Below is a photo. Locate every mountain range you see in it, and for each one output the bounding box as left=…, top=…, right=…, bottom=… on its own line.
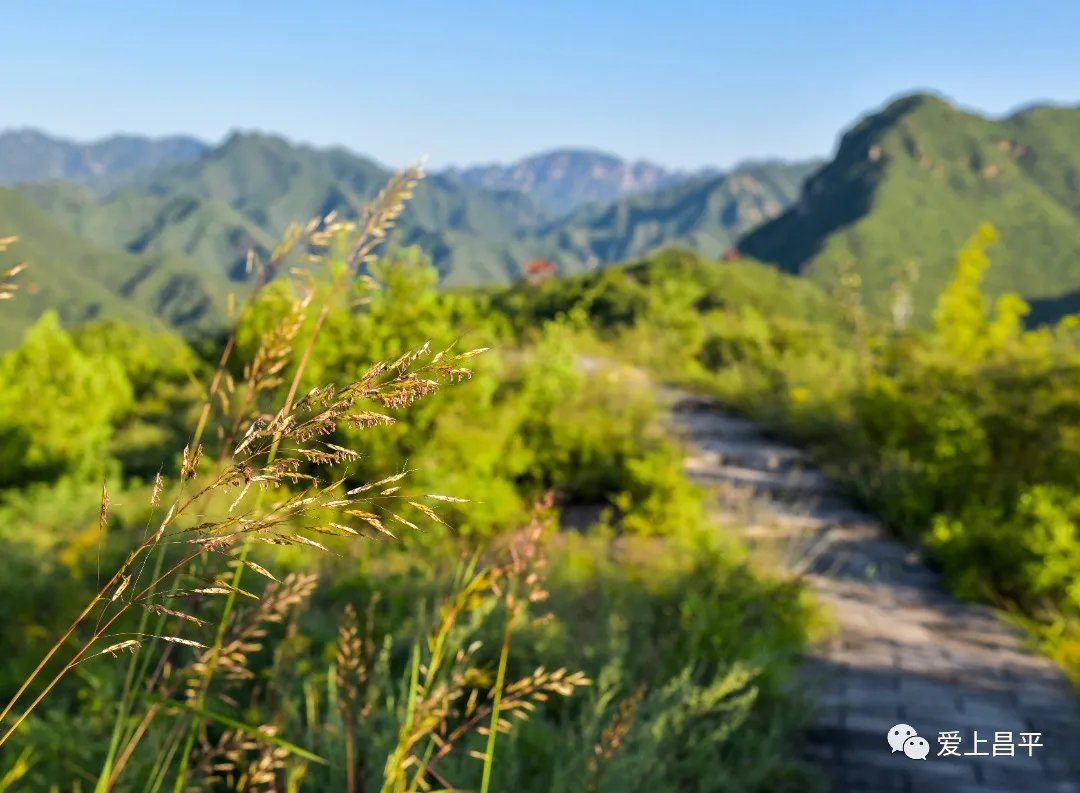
left=0, top=131, right=812, bottom=344
left=445, top=149, right=717, bottom=216
left=3, top=90, right=1080, bottom=345
left=0, top=129, right=208, bottom=192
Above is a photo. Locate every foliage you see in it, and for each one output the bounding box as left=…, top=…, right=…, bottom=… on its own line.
left=740, top=93, right=1080, bottom=320
left=0, top=180, right=815, bottom=788
left=0, top=311, right=133, bottom=486
left=519, top=235, right=1080, bottom=682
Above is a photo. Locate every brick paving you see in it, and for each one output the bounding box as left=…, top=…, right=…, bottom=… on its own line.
left=670, top=393, right=1080, bottom=793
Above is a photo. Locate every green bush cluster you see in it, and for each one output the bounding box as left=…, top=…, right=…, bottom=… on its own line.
left=0, top=244, right=814, bottom=790
left=512, top=230, right=1080, bottom=681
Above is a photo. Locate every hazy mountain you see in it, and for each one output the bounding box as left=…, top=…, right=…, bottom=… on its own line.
left=539, top=160, right=818, bottom=266
left=22, top=132, right=554, bottom=287
left=8, top=93, right=1080, bottom=342
left=3, top=131, right=814, bottom=343
left=738, top=93, right=1080, bottom=317
left=17, top=132, right=812, bottom=285
left=0, top=129, right=208, bottom=192
left=445, top=148, right=714, bottom=216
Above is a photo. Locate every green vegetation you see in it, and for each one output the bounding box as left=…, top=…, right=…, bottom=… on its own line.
left=0, top=188, right=229, bottom=346
left=1, top=131, right=813, bottom=345
left=741, top=93, right=1080, bottom=319
left=0, top=174, right=816, bottom=790
left=507, top=232, right=1080, bottom=682
left=536, top=162, right=816, bottom=269
left=6, top=90, right=1080, bottom=789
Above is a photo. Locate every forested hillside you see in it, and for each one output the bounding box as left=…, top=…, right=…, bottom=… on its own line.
left=0, top=188, right=227, bottom=345
left=739, top=93, right=1080, bottom=318
left=1, top=132, right=814, bottom=344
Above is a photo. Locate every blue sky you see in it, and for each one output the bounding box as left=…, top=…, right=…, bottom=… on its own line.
left=2, top=1, right=1078, bottom=169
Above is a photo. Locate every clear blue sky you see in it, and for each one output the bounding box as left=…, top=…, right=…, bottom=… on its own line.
left=2, top=1, right=1078, bottom=170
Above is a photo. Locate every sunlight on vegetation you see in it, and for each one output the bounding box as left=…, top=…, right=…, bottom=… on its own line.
left=501, top=228, right=1080, bottom=685
left=0, top=177, right=816, bottom=791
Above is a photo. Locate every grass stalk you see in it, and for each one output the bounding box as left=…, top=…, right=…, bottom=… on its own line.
left=480, top=618, right=511, bottom=793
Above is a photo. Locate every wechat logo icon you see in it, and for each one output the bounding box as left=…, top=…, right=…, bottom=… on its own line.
left=888, top=724, right=929, bottom=760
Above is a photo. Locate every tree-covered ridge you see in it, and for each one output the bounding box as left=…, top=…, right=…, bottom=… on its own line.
left=2, top=132, right=815, bottom=344
left=739, top=93, right=1080, bottom=318
left=535, top=161, right=818, bottom=266
left=0, top=188, right=230, bottom=346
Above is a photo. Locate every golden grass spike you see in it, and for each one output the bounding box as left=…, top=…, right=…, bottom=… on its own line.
left=346, top=471, right=408, bottom=495
left=408, top=501, right=447, bottom=527
left=110, top=576, right=131, bottom=603
left=101, top=640, right=142, bottom=657
left=239, top=560, right=279, bottom=582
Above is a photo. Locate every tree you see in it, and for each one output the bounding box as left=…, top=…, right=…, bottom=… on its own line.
left=0, top=312, right=132, bottom=485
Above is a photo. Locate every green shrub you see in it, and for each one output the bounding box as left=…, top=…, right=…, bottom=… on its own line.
left=0, top=312, right=132, bottom=486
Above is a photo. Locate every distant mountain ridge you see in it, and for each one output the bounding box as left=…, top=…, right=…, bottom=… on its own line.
left=8, top=92, right=1080, bottom=344
left=535, top=161, right=818, bottom=265
left=0, top=128, right=816, bottom=345
left=444, top=148, right=716, bottom=215
left=0, top=129, right=207, bottom=191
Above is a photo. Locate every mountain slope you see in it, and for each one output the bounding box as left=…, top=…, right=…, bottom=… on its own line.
left=0, top=129, right=207, bottom=192
left=18, top=133, right=554, bottom=285
left=140, top=132, right=549, bottom=237
left=18, top=133, right=814, bottom=292
left=21, top=181, right=278, bottom=282
left=0, top=188, right=230, bottom=346
left=738, top=93, right=1080, bottom=315
left=446, top=148, right=709, bottom=215
left=539, top=161, right=817, bottom=266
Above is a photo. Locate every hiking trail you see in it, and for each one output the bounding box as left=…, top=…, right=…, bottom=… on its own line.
left=667, top=391, right=1080, bottom=793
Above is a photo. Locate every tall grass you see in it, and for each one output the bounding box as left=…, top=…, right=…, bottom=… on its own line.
left=0, top=235, right=27, bottom=301
left=0, top=169, right=592, bottom=790
left=1, top=194, right=818, bottom=790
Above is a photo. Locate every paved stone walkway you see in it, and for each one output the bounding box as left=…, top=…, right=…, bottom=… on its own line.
left=669, top=393, right=1080, bottom=793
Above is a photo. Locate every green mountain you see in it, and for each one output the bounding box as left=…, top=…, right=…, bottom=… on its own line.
left=0, top=129, right=207, bottom=192
left=738, top=93, right=1080, bottom=315
left=0, top=188, right=230, bottom=346
left=15, top=133, right=813, bottom=286
left=24, top=132, right=554, bottom=286
left=18, top=180, right=273, bottom=283
left=3, top=131, right=814, bottom=344
left=537, top=161, right=818, bottom=266
left=139, top=132, right=550, bottom=239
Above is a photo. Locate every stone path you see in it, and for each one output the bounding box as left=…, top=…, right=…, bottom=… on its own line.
left=669, top=393, right=1080, bottom=793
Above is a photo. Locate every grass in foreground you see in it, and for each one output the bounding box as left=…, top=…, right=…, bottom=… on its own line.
left=0, top=174, right=818, bottom=791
